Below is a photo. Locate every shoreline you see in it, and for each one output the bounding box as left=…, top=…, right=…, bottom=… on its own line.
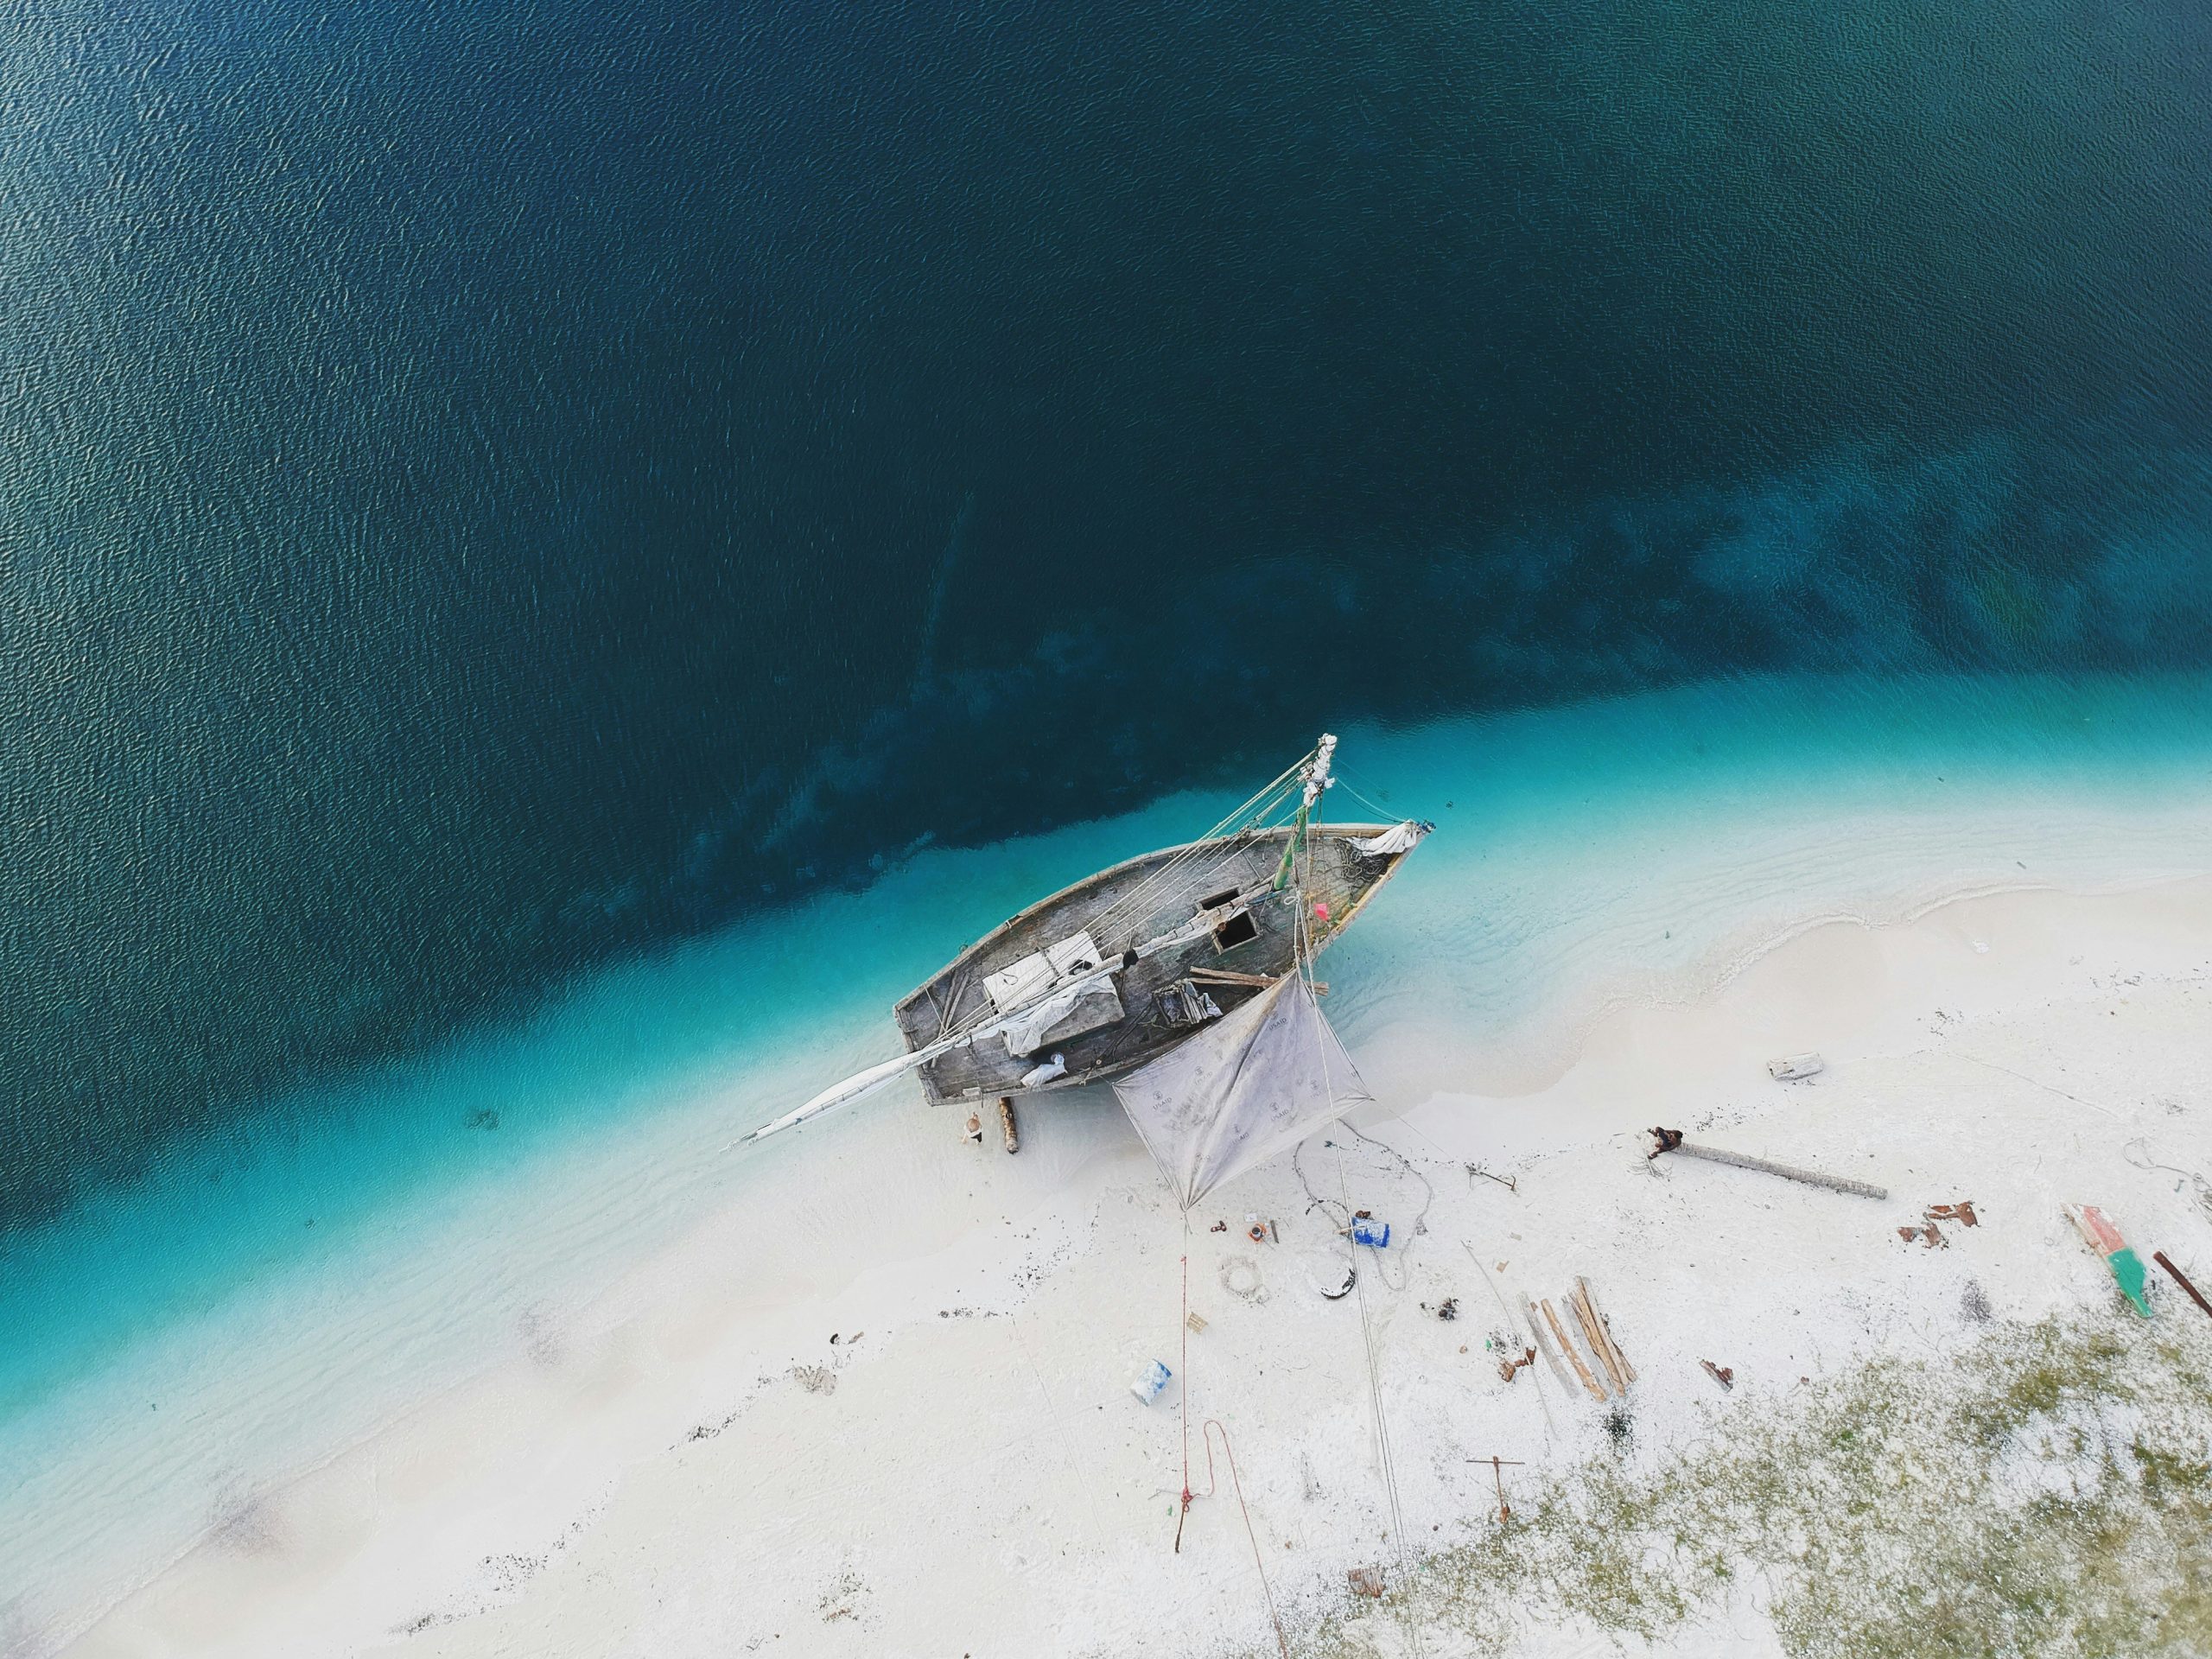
left=55, top=870, right=2212, bottom=1657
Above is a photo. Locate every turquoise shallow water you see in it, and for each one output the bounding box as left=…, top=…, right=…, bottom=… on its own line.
left=8, top=671, right=2212, bottom=1639
left=3, top=0, right=2210, bottom=1242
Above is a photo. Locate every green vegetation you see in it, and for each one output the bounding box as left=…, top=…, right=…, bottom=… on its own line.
left=1272, top=1309, right=2212, bottom=1659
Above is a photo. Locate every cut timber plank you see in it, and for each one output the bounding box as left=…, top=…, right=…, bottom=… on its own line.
left=1542, top=1298, right=1606, bottom=1402
left=1186, top=968, right=1328, bottom=993
left=1575, top=1276, right=1637, bottom=1385
left=1569, top=1284, right=1629, bottom=1396
left=1521, top=1294, right=1576, bottom=1398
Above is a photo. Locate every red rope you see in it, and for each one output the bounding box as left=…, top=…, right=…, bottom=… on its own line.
left=1176, top=1249, right=1193, bottom=1548
left=1188, top=1420, right=1292, bottom=1659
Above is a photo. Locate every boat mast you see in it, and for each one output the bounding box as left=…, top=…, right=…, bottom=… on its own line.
left=1270, top=732, right=1337, bottom=896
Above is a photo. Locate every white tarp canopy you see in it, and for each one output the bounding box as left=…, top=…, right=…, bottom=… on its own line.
left=1112, top=973, right=1374, bottom=1209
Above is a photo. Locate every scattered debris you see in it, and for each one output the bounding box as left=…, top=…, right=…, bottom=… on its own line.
left=1497, top=1346, right=1536, bottom=1382
left=1766, top=1052, right=1826, bottom=1081
left=1438, top=1296, right=1459, bottom=1321
left=1346, top=1567, right=1385, bottom=1599
left=1961, top=1281, right=1993, bottom=1322
left=1466, top=1163, right=1518, bottom=1193
left=1210, top=1220, right=1230, bottom=1232
left=1899, top=1222, right=1948, bottom=1249
left=791, top=1364, right=837, bottom=1395
left=1700, top=1360, right=1735, bottom=1392
left=1350, top=1218, right=1392, bottom=1249
left=1129, top=1360, right=1173, bottom=1404
left=1927, top=1200, right=1980, bottom=1227
left=2066, top=1205, right=2153, bottom=1319
left=998, top=1096, right=1019, bottom=1154
left=1649, top=1127, right=1888, bottom=1199
left=2152, top=1251, right=2212, bottom=1321
left=1185, top=1311, right=1209, bottom=1335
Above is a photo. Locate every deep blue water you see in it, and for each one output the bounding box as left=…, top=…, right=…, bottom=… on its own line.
left=3, top=0, right=2209, bottom=1240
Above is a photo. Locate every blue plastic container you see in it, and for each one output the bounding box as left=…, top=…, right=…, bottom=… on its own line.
left=1351, top=1219, right=1391, bottom=1249
left=1129, top=1359, right=1173, bottom=1403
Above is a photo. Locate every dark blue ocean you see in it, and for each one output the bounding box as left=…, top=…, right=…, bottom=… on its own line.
left=3, top=0, right=2211, bottom=1632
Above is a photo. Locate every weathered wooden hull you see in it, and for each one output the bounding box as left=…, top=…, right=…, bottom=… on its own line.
left=893, top=823, right=1410, bottom=1106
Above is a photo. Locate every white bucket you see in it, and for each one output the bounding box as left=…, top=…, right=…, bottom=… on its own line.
left=1129, top=1359, right=1173, bottom=1404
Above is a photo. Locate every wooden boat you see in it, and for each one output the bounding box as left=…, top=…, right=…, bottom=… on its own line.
left=892, top=817, right=1414, bottom=1105
left=749, top=736, right=1429, bottom=1199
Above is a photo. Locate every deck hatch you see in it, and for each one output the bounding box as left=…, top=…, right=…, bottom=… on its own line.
left=1211, top=908, right=1259, bottom=950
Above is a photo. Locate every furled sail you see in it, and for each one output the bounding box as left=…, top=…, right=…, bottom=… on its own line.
left=1357, top=819, right=1432, bottom=856
left=1112, top=972, right=1374, bottom=1209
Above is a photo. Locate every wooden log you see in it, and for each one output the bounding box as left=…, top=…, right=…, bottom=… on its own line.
left=2154, top=1251, right=2212, bottom=1321
left=1186, top=968, right=1328, bottom=993
left=1520, top=1294, right=1576, bottom=1400
left=1575, top=1276, right=1637, bottom=1384
left=999, top=1096, right=1019, bottom=1154
left=1568, top=1286, right=1629, bottom=1396
left=1651, top=1129, right=1887, bottom=1199
left=1542, top=1298, right=1607, bottom=1402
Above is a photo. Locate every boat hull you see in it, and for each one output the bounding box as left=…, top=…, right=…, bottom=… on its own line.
left=893, top=823, right=1410, bottom=1106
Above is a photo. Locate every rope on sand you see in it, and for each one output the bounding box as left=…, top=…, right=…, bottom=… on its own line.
left=1173, top=1229, right=1290, bottom=1658
left=1185, top=1419, right=1291, bottom=1659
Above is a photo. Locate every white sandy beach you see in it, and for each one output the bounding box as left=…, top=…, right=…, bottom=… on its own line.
left=57, top=863, right=2212, bottom=1658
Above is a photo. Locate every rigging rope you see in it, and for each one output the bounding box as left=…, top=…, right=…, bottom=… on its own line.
left=1090, top=763, right=1306, bottom=950
left=1331, top=769, right=1402, bottom=823
left=1300, top=876, right=1423, bottom=1654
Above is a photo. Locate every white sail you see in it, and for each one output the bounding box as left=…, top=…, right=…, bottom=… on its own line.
left=1111, top=972, right=1374, bottom=1209
left=1357, top=819, right=1429, bottom=856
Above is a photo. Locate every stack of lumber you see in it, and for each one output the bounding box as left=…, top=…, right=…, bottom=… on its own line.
left=1523, top=1276, right=1635, bottom=1403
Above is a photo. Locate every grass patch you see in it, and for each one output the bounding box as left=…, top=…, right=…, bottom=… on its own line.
left=1265, top=1307, right=2212, bottom=1659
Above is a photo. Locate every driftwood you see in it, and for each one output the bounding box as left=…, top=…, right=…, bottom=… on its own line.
left=1649, top=1128, right=1887, bottom=1199
left=1542, top=1298, right=1606, bottom=1402
left=999, top=1096, right=1019, bottom=1154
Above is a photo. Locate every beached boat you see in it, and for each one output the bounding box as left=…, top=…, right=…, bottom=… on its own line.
left=753, top=737, right=1429, bottom=1205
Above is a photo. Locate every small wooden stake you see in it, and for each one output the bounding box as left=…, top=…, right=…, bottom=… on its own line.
left=1471, top=1455, right=1524, bottom=1522
left=1543, top=1298, right=1606, bottom=1402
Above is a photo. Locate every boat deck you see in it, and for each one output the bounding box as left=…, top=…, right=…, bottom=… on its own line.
left=893, top=823, right=1408, bottom=1105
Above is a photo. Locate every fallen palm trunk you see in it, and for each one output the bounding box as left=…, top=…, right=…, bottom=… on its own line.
left=1648, top=1127, right=1887, bottom=1199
